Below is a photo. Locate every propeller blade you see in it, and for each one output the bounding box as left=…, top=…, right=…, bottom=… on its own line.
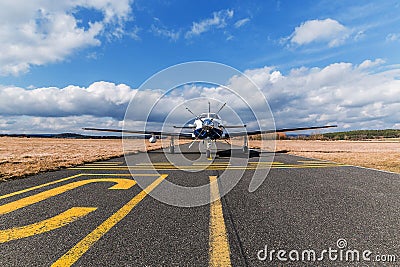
left=216, top=102, right=226, bottom=114
left=186, top=106, right=206, bottom=123
left=185, top=107, right=196, bottom=117
left=188, top=129, right=204, bottom=148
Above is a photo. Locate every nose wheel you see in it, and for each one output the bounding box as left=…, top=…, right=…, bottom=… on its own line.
left=206, top=149, right=211, bottom=159
left=169, top=136, right=175, bottom=154
left=243, top=135, right=249, bottom=154
left=206, top=139, right=212, bottom=159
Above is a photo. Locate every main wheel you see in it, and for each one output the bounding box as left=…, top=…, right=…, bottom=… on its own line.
left=243, top=146, right=249, bottom=154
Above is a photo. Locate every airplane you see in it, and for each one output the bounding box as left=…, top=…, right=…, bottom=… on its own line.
left=83, top=102, right=336, bottom=158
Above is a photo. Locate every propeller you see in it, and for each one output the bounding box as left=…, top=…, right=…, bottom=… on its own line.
left=210, top=102, right=226, bottom=124
left=216, top=102, right=226, bottom=115
left=185, top=107, right=204, bottom=123
left=188, top=128, right=205, bottom=148
left=185, top=101, right=227, bottom=145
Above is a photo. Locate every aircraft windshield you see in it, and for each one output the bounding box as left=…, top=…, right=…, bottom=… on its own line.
left=199, top=113, right=220, bottom=119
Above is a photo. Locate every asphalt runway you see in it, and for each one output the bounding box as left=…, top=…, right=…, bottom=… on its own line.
left=1, top=143, right=399, bottom=266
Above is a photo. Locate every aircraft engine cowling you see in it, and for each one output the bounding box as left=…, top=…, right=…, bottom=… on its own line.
left=149, top=136, right=157, bottom=143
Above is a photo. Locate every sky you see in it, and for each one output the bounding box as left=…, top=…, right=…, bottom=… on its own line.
left=0, top=0, right=400, bottom=134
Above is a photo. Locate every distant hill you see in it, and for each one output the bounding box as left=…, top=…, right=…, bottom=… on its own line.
left=0, top=133, right=122, bottom=139
left=322, top=129, right=400, bottom=140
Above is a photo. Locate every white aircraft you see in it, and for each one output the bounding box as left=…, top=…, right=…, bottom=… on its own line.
left=84, top=102, right=336, bottom=158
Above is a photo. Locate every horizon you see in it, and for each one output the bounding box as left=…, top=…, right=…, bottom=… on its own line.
left=0, top=1, right=399, bottom=134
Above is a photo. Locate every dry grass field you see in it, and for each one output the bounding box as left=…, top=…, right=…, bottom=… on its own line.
left=1, top=137, right=399, bottom=181
left=0, top=137, right=187, bottom=181
left=250, top=140, right=400, bottom=174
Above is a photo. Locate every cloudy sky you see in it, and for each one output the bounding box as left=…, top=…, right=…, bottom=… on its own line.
left=0, top=0, right=399, bottom=134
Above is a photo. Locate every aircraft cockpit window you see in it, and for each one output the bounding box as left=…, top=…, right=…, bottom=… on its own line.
left=199, top=113, right=220, bottom=119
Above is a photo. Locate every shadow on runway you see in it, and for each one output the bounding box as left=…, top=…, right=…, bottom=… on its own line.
left=217, top=149, right=260, bottom=158
left=146, top=148, right=261, bottom=158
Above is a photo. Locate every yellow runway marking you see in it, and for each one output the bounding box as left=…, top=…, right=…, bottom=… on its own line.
left=0, top=173, right=154, bottom=200
left=84, top=164, right=123, bottom=166
left=89, top=161, right=123, bottom=164
left=0, top=207, right=97, bottom=243
left=52, top=174, right=168, bottom=267
left=70, top=163, right=346, bottom=171
left=0, top=178, right=136, bottom=215
left=209, top=176, right=232, bottom=267
left=136, top=162, right=176, bottom=165
left=297, top=160, right=330, bottom=163
left=248, top=161, right=284, bottom=164
left=0, top=174, right=83, bottom=200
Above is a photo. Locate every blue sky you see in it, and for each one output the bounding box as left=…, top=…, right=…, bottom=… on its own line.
left=0, top=0, right=399, bottom=133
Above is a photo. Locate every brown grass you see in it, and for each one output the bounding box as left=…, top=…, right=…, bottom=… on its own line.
left=0, top=137, right=188, bottom=181
left=249, top=140, right=400, bottom=174
left=1, top=137, right=399, bottom=181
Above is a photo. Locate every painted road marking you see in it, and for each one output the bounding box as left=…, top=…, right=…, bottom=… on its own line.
left=70, top=162, right=347, bottom=171
left=0, top=207, right=97, bottom=243
left=0, top=178, right=136, bottom=215
left=89, top=161, right=124, bottom=164
left=84, top=162, right=123, bottom=165
left=52, top=174, right=168, bottom=267
left=0, top=174, right=83, bottom=200
left=209, top=175, right=232, bottom=267
left=248, top=161, right=285, bottom=164
left=0, top=173, right=159, bottom=200
left=193, top=162, right=231, bottom=165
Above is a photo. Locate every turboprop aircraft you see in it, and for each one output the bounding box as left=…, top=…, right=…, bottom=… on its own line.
left=83, top=102, right=336, bottom=158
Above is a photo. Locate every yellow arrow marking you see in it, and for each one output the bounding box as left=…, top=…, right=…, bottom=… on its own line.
left=0, top=207, right=97, bottom=243
left=0, top=178, right=136, bottom=215
left=0, top=174, right=83, bottom=200
left=209, top=175, right=232, bottom=267
left=52, top=174, right=168, bottom=267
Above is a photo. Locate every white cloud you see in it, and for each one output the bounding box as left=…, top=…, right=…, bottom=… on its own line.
left=386, top=33, right=400, bottom=42
left=185, top=9, right=234, bottom=38
left=288, top=18, right=350, bottom=47
left=0, top=81, right=134, bottom=119
left=150, top=25, right=180, bottom=41
left=0, top=0, right=133, bottom=76
left=1, top=59, right=400, bottom=133
left=358, top=58, right=385, bottom=69
left=0, top=115, right=123, bottom=134
left=234, top=18, right=250, bottom=28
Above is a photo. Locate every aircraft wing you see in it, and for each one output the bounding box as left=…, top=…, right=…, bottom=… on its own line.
left=82, top=128, right=194, bottom=138
left=227, top=125, right=337, bottom=137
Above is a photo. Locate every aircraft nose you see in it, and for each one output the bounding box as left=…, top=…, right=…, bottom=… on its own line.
left=203, top=119, right=213, bottom=127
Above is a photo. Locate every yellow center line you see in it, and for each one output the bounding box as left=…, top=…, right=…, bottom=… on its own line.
left=209, top=175, right=232, bottom=267
left=51, top=174, right=168, bottom=267
left=0, top=207, right=97, bottom=243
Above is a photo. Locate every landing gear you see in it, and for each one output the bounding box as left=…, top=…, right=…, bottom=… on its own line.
left=206, top=139, right=212, bottom=159
left=243, top=135, right=249, bottom=154
left=169, top=136, right=175, bottom=154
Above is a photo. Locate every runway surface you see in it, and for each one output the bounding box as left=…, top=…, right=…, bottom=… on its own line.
left=1, top=143, right=399, bottom=266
